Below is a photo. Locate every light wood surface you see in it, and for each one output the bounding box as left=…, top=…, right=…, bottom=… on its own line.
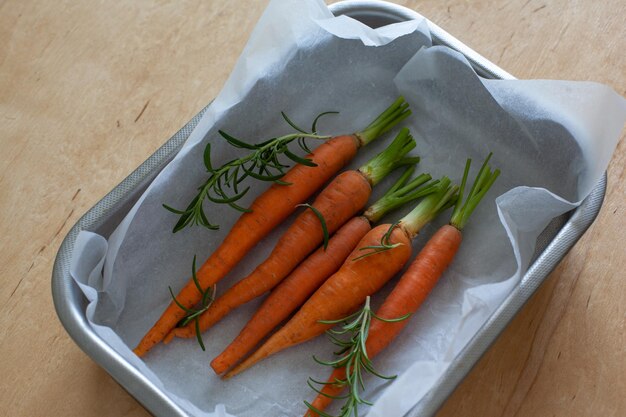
left=1, top=0, right=624, bottom=416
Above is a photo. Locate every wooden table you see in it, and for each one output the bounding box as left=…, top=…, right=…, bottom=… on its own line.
left=1, top=0, right=624, bottom=416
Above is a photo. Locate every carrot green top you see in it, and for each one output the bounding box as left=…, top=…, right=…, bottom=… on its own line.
left=355, top=96, right=411, bottom=145
left=450, top=153, right=500, bottom=230
left=357, top=127, right=420, bottom=186
left=397, top=176, right=459, bottom=238
left=363, top=166, right=438, bottom=223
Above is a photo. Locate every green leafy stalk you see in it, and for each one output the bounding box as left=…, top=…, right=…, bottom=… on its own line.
left=363, top=166, right=440, bottom=223
left=356, top=97, right=412, bottom=145
left=306, top=296, right=410, bottom=417
left=358, top=128, right=420, bottom=186
left=398, top=176, right=459, bottom=238
left=170, top=255, right=216, bottom=351
left=450, top=153, right=500, bottom=230
left=163, top=112, right=335, bottom=233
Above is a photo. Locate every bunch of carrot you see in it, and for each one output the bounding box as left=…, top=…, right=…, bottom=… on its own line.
left=134, top=98, right=412, bottom=356
left=209, top=164, right=438, bottom=375
left=165, top=128, right=428, bottom=345
left=132, top=97, right=501, bottom=417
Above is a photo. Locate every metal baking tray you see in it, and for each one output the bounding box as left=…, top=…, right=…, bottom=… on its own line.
left=52, top=1, right=607, bottom=416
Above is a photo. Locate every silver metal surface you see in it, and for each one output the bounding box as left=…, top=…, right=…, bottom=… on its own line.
left=51, top=1, right=607, bottom=416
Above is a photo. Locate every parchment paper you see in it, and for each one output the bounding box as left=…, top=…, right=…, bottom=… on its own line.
left=69, top=0, right=626, bottom=416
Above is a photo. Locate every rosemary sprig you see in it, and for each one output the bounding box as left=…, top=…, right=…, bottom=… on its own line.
left=352, top=221, right=402, bottom=261
left=163, top=112, right=335, bottom=233
left=306, top=296, right=410, bottom=417
left=169, top=255, right=216, bottom=351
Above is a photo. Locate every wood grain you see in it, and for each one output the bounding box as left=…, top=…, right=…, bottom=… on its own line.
left=0, top=0, right=623, bottom=416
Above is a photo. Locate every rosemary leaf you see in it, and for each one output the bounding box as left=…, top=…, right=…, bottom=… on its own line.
left=190, top=255, right=202, bottom=295
left=162, top=204, right=188, bottom=216
left=312, top=111, right=339, bottom=133
left=297, top=203, right=329, bottom=250
left=281, top=111, right=309, bottom=134
left=203, top=143, right=214, bottom=172
left=194, top=318, right=205, bottom=351
left=218, top=130, right=257, bottom=149
left=168, top=286, right=195, bottom=315
left=284, top=149, right=317, bottom=167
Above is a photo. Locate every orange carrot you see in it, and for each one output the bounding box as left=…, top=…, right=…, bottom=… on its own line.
left=133, top=98, right=411, bottom=356
left=223, top=177, right=459, bottom=378
left=304, top=155, right=500, bottom=417
left=210, top=168, right=437, bottom=375
left=167, top=129, right=420, bottom=342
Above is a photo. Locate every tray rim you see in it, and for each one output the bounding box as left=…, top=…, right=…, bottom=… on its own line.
left=51, top=1, right=607, bottom=416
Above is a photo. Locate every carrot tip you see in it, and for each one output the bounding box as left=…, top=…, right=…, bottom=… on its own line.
left=210, top=363, right=220, bottom=373
left=163, top=330, right=175, bottom=344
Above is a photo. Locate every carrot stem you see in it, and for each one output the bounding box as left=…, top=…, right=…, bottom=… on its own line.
left=450, top=153, right=500, bottom=230
left=356, top=97, right=411, bottom=145
left=358, top=128, right=420, bottom=185
left=398, top=177, right=459, bottom=238
left=363, top=167, right=437, bottom=223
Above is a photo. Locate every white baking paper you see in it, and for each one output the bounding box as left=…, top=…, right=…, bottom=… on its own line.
left=69, top=0, right=626, bottom=416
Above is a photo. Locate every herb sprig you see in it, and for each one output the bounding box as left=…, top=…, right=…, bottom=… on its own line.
left=352, top=221, right=402, bottom=261
left=305, top=296, right=410, bottom=417
left=163, top=112, right=336, bottom=233
left=169, top=255, right=216, bottom=350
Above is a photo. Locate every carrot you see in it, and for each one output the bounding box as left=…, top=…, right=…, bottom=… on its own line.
left=210, top=167, right=438, bottom=375
left=133, top=98, right=411, bottom=357
left=166, top=128, right=421, bottom=342
left=304, top=154, right=500, bottom=417
left=223, top=177, right=459, bottom=378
